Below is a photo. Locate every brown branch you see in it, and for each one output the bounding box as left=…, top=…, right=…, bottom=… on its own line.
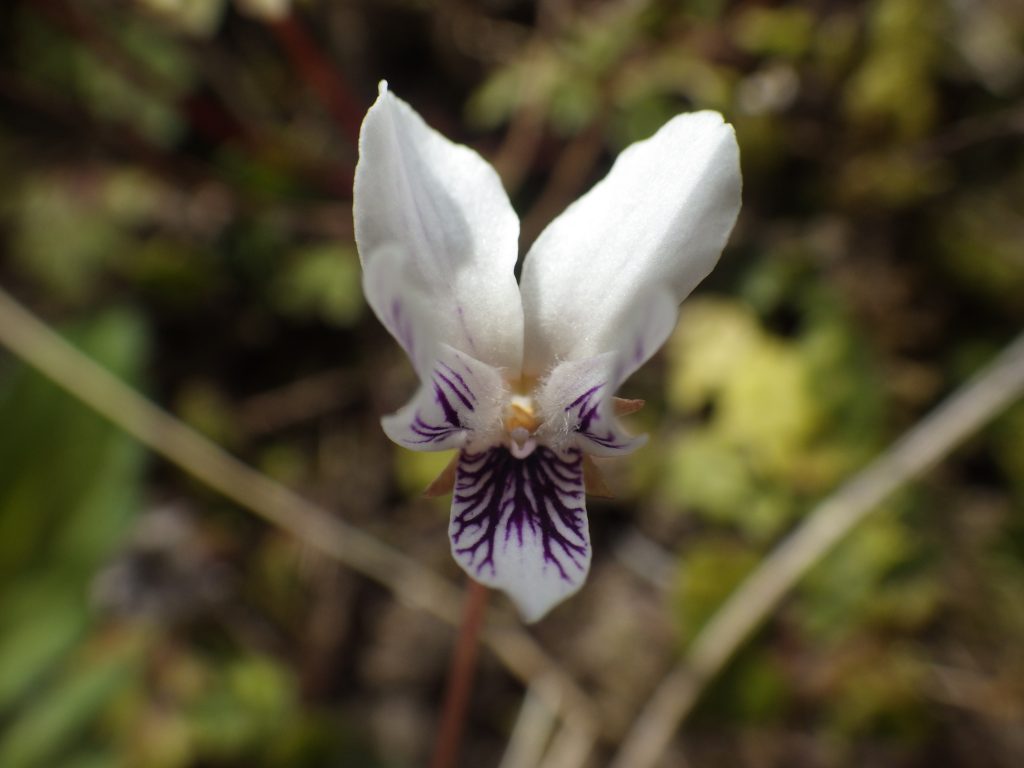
left=430, top=580, right=491, bottom=768
left=267, top=12, right=363, bottom=147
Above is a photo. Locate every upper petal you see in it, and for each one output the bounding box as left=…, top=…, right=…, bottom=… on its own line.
left=519, top=111, right=741, bottom=375
left=354, top=81, right=524, bottom=373
left=362, top=243, right=443, bottom=380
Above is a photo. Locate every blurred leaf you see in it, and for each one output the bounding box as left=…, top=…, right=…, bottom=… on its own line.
left=662, top=431, right=753, bottom=520
left=11, top=169, right=180, bottom=304
left=733, top=7, right=815, bottom=59
left=666, top=298, right=762, bottom=413
left=176, top=380, right=238, bottom=447
left=799, top=513, right=922, bottom=642
left=132, top=0, right=227, bottom=38
left=548, top=74, right=602, bottom=135
left=825, top=644, right=929, bottom=740
left=71, top=44, right=184, bottom=147
left=993, top=403, right=1024, bottom=504
left=271, top=244, right=364, bottom=327
left=809, top=12, right=860, bottom=81
left=11, top=175, right=126, bottom=302
left=258, top=442, right=310, bottom=487
left=661, top=429, right=795, bottom=541
left=937, top=185, right=1024, bottom=307
left=700, top=650, right=789, bottom=725
left=837, top=150, right=950, bottom=208
left=0, top=592, right=87, bottom=714
left=843, top=0, right=943, bottom=138
left=672, top=539, right=759, bottom=644
left=393, top=449, right=455, bottom=502
left=681, top=0, right=728, bottom=21
left=467, top=57, right=559, bottom=130
left=60, top=754, right=121, bottom=768
left=0, top=308, right=147, bottom=575
left=0, top=635, right=141, bottom=768
left=667, top=298, right=822, bottom=477
left=189, top=655, right=296, bottom=759
left=0, top=310, right=147, bottom=765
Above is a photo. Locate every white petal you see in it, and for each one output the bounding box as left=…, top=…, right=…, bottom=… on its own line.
left=535, top=290, right=677, bottom=456
left=362, top=243, right=441, bottom=379
left=450, top=445, right=590, bottom=622
left=355, top=81, right=524, bottom=372
left=519, top=111, right=741, bottom=375
left=382, top=344, right=507, bottom=452
left=535, top=354, right=646, bottom=457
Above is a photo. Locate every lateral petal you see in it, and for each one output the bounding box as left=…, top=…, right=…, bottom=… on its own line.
left=449, top=445, right=591, bottom=622
left=534, top=289, right=678, bottom=456
left=519, top=111, right=741, bottom=375
left=355, top=81, right=524, bottom=373
left=535, top=354, right=645, bottom=457
left=382, top=344, right=507, bottom=452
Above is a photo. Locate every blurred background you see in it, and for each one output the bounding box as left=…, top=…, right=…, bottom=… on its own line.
left=1, top=0, right=1023, bottom=766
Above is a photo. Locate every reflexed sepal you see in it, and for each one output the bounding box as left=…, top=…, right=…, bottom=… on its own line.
left=382, top=345, right=506, bottom=451
left=449, top=445, right=591, bottom=622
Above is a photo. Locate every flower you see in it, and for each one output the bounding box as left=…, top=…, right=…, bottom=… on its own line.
left=354, top=81, right=741, bottom=622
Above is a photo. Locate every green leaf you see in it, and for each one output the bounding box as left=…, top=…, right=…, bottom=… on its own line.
left=0, top=309, right=147, bottom=577
left=672, top=540, right=759, bottom=644
left=0, top=591, right=87, bottom=714
left=0, top=644, right=138, bottom=768
left=271, top=244, right=365, bottom=327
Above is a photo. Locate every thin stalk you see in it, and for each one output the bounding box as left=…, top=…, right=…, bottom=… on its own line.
left=268, top=12, right=362, bottom=146
left=0, top=286, right=597, bottom=737
left=430, top=580, right=491, bottom=768
left=610, top=329, right=1024, bottom=768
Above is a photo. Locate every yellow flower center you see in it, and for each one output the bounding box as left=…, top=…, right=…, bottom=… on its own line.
left=503, top=393, right=540, bottom=458
left=504, top=395, right=539, bottom=434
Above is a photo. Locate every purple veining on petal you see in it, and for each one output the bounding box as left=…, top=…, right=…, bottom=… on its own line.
left=455, top=305, right=479, bottom=357
left=401, top=355, right=480, bottom=446
left=633, top=336, right=645, bottom=366
left=451, top=445, right=588, bottom=583
left=565, top=384, right=602, bottom=427
left=564, top=382, right=633, bottom=452
left=435, top=364, right=476, bottom=411
left=407, top=413, right=461, bottom=444
left=433, top=380, right=461, bottom=426
left=388, top=298, right=416, bottom=362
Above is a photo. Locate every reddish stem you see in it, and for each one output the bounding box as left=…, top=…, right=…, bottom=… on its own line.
left=37, top=0, right=248, bottom=147
left=429, top=580, right=490, bottom=768
left=268, top=13, right=362, bottom=146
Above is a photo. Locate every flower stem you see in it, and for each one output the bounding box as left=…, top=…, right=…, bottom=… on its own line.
left=267, top=12, right=362, bottom=147
left=429, top=579, right=490, bottom=768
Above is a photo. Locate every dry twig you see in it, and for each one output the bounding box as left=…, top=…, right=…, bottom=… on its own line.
left=0, top=286, right=597, bottom=735
left=609, top=329, right=1024, bottom=768
left=498, top=678, right=559, bottom=768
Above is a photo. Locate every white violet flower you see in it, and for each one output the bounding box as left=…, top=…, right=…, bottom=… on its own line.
left=355, top=81, right=741, bottom=622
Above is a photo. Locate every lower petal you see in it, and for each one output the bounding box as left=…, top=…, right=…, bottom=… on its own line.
left=449, top=445, right=591, bottom=622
